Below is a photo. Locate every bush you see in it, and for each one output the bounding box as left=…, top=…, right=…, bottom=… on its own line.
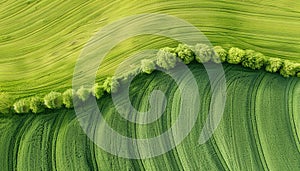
left=227, top=47, right=245, bottom=64
left=242, top=50, right=266, bottom=69
left=29, top=96, right=45, bottom=113
left=44, top=92, right=63, bottom=109
left=212, top=46, right=227, bottom=63
left=103, top=77, right=120, bottom=94
left=265, top=58, right=283, bottom=73
left=175, top=44, right=194, bottom=64
left=156, top=48, right=177, bottom=70
left=92, top=83, right=105, bottom=99
left=76, top=86, right=91, bottom=102
left=141, top=59, right=156, bottom=74
left=193, top=44, right=213, bottom=63
left=279, top=60, right=299, bottom=77
left=62, top=89, right=75, bottom=108
left=13, top=98, right=30, bottom=114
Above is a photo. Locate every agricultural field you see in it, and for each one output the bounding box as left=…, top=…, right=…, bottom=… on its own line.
left=0, top=0, right=300, bottom=170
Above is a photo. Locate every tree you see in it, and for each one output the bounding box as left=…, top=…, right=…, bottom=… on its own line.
left=13, top=98, right=30, bottom=114
left=92, top=83, right=105, bottom=99
left=280, top=60, right=299, bottom=77
left=62, top=89, right=75, bottom=108
left=193, top=43, right=213, bottom=63
left=76, top=86, right=91, bottom=102
left=265, top=57, right=283, bottom=73
left=103, top=77, right=120, bottom=94
left=29, top=96, right=45, bottom=114
left=156, top=48, right=177, bottom=70
left=141, top=59, right=156, bottom=74
left=212, top=46, right=227, bottom=63
left=227, top=47, right=245, bottom=64
left=175, top=44, right=194, bottom=64
left=44, top=91, right=63, bottom=109
left=242, top=50, right=266, bottom=69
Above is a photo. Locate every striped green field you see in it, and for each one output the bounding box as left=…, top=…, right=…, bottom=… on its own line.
left=1, top=0, right=300, bottom=101
left=0, top=63, right=299, bottom=170
left=1, top=0, right=300, bottom=170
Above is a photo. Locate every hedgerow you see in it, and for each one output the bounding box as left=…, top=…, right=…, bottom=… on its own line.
left=13, top=98, right=31, bottom=114
left=212, top=46, right=227, bottom=63
left=103, top=77, right=120, bottom=94
left=44, top=91, right=63, bottom=109
left=92, top=83, right=105, bottom=99
left=141, top=59, right=156, bottom=74
left=30, top=96, right=45, bottom=113
left=76, top=86, right=91, bottom=102
left=156, top=48, right=177, bottom=70
left=265, top=58, right=283, bottom=73
left=175, top=44, right=194, bottom=64
left=227, top=47, right=245, bottom=64
left=280, top=60, right=300, bottom=77
left=62, top=89, right=75, bottom=108
left=242, top=50, right=266, bottom=69
left=193, top=44, right=213, bottom=63
left=6, top=43, right=300, bottom=115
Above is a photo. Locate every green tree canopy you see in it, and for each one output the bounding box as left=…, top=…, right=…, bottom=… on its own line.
left=175, top=44, right=194, bottom=64
left=156, top=48, right=177, bottom=70
left=44, top=91, right=63, bottom=109
left=212, top=46, right=227, bottom=63
left=227, top=47, right=245, bottom=64
left=193, top=44, right=212, bottom=63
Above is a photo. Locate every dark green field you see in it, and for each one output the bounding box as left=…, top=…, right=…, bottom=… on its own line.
left=0, top=64, right=299, bottom=170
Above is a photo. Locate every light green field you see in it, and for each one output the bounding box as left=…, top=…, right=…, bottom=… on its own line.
left=0, top=63, right=299, bottom=170
left=1, top=0, right=300, bottom=101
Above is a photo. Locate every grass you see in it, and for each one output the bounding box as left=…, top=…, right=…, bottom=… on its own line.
left=0, top=63, right=299, bottom=170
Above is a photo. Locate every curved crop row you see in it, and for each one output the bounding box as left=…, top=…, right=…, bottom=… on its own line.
left=0, top=63, right=299, bottom=170
left=3, top=43, right=300, bottom=115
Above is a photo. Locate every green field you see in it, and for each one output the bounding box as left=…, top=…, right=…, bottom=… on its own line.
left=1, top=0, right=300, bottom=101
left=0, top=63, right=299, bottom=170
left=1, top=0, right=300, bottom=170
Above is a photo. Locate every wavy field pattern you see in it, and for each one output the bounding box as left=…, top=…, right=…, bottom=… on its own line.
left=0, top=64, right=299, bottom=170
left=1, top=0, right=300, bottom=101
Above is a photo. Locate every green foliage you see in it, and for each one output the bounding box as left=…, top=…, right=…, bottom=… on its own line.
left=242, top=50, right=266, bottom=69
left=118, top=68, right=141, bottom=84
left=62, top=89, right=75, bottom=108
left=29, top=96, right=45, bottom=114
left=175, top=44, right=194, bottom=64
left=156, top=48, right=177, bottom=70
left=279, top=60, right=300, bottom=77
left=141, top=59, right=156, bottom=74
left=103, top=77, right=120, bottom=94
left=227, top=47, right=245, bottom=64
left=44, top=92, right=63, bottom=109
left=92, top=83, right=105, bottom=99
left=212, top=46, right=227, bottom=63
left=76, top=86, right=91, bottom=102
left=13, top=98, right=30, bottom=114
left=265, top=58, right=283, bottom=73
left=193, top=44, right=213, bottom=63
